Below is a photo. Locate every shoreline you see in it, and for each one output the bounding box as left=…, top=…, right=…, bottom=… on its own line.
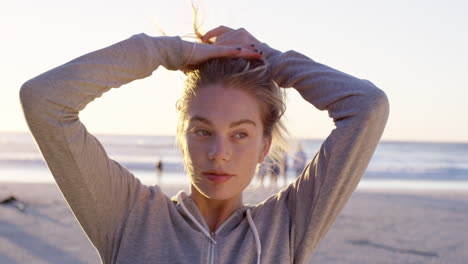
left=3, top=177, right=468, bottom=191
left=1, top=182, right=468, bottom=263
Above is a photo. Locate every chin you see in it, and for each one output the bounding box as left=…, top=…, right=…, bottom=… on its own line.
left=193, top=181, right=242, bottom=201
left=203, top=186, right=239, bottom=201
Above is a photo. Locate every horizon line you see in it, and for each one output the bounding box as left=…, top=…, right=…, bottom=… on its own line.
left=1, top=130, right=467, bottom=144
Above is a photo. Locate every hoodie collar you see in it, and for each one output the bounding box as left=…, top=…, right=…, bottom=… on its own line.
left=172, top=191, right=262, bottom=264
left=172, top=191, right=249, bottom=237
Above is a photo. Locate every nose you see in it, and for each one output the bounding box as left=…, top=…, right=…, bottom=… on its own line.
left=208, top=136, right=231, bottom=161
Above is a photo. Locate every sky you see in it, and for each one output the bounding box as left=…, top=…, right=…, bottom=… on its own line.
left=1, top=0, right=467, bottom=142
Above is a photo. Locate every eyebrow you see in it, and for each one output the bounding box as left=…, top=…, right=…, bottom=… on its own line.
left=189, top=116, right=257, bottom=128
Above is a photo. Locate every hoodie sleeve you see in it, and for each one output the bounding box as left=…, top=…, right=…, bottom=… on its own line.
left=261, top=44, right=389, bottom=262
left=19, top=34, right=185, bottom=261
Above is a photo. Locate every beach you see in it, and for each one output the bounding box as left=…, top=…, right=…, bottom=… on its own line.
left=1, top=182, right=467, bottom=264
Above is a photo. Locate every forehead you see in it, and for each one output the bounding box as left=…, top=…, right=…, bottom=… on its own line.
left=186, top=84, right=263, bottom=126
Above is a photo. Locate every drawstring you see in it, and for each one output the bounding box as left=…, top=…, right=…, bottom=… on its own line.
left=177, top=191, right=261, bottom=264
left=246, top=208, right=261, bottom=264
left=177, top=191, right=216, bottom=244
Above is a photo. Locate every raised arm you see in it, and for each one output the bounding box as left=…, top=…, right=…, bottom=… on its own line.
left=265, top=46, right=389, bottom=261
left=19, top=33, right=261, bottom=260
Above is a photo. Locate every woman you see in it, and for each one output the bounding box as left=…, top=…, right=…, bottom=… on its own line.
left=20, top=26, right=389, bottom=263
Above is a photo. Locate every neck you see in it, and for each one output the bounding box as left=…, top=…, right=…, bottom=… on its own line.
left=189, top=185, right=243, bottom=233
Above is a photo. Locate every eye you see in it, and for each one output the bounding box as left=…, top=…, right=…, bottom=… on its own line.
left=233, top=132, right=248, bottom=139
left=194, top=129, right=211, bottom=136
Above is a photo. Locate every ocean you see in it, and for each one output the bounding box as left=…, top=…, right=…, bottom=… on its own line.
left=1, top=132, right=468, bottom=191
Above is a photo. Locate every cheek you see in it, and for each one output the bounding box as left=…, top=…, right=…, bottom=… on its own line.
left=186, top=136, right=204, bottom=153
left=236, top=141, right=264, bottom=166
left=184, top=136, right=207, bottom=167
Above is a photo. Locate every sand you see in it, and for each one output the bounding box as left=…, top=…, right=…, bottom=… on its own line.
left=1, top=182, right=467, bottom=264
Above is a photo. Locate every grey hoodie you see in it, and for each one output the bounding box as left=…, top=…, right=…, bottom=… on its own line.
left=20, top=34, right=389, bottom=264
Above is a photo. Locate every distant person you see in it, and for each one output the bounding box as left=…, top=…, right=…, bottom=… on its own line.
left=155, top=158, right=163, bottom=184
left=21, top=23, right=388, bottom=263
left=294, top=143, right=307, bottom=177
left=270, top=158, right=280, bottom=187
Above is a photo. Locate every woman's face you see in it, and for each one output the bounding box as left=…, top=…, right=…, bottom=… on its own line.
left=182, top=84, right=271, bottom=201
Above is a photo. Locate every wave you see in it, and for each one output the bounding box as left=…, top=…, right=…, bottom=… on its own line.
left=364, top=167, right=468, bottom=181
left=2, top=158, right=468, bottom=181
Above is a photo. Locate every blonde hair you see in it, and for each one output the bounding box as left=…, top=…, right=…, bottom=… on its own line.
left=176, top=57, right=289, bottom=165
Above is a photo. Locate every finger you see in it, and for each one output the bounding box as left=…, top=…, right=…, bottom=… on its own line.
left=192, top=46, right=262, bottom=65
left=230, top=44, right=262, bottom=55
left=202, top=25, right=234, bottom=43
left=201, top=46, right=243, bottom=60
left=214, top=46, right=264, bottom=60
left=244, top=43, right=260, bottom=51
left=236, top=47, right=264, bottom=59
left=186, top=44, right=236, bottom=65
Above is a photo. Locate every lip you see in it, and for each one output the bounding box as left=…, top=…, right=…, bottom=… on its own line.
left=203, top=170, right=234, bottom=184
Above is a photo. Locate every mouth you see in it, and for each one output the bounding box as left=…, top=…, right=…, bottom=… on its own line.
left=203, top=170, right=234, bottom=184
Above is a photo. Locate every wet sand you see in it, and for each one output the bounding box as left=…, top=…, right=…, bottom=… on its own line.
left=1, top=182, right=467, bottom=263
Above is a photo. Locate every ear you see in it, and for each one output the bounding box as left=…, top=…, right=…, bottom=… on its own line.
left=258, top=136, right=272, bottom=163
